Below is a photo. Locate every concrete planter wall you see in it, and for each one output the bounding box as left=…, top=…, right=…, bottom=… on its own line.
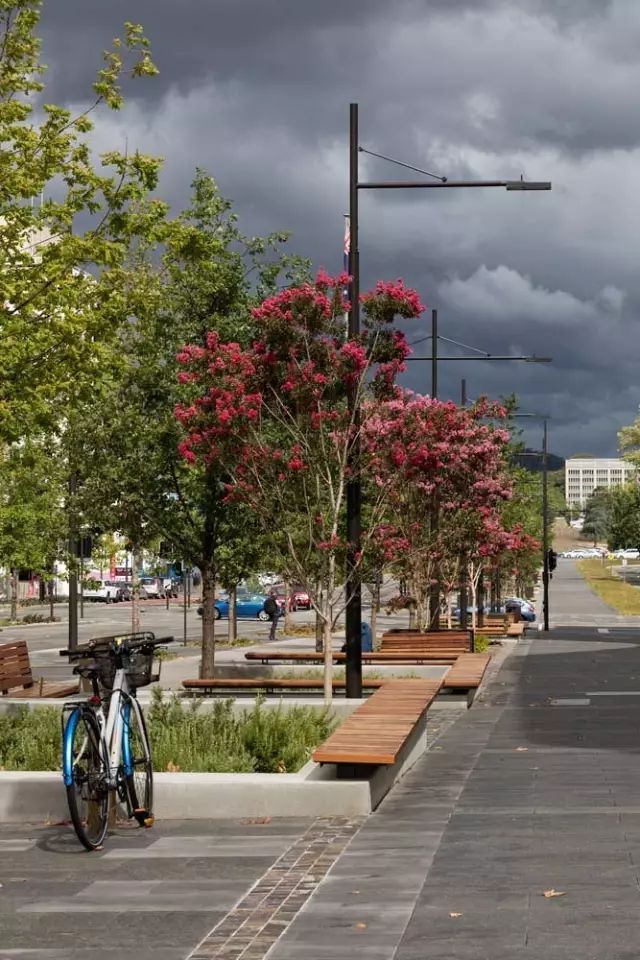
left=0, top=707, right=434, bottom=821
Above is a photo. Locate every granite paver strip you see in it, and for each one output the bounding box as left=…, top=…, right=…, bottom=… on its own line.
left=187, top=817, right=363, bottom=960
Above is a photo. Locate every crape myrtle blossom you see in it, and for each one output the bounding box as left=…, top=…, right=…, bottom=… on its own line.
left=362, top=392, right=522, bottom=630
left=174, top=271, right=424, bottom=703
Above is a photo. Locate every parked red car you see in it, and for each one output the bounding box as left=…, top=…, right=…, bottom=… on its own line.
left=272, top=587, right=311, bottom=612
left=290, top=588, right=311, bottom=611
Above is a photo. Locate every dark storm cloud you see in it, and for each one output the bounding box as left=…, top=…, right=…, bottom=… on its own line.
left=35, top=0, right=640, bottom=456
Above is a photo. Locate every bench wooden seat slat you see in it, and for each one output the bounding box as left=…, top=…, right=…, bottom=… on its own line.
left=442, top=653, right=491, bottom=690
left=244, top=651, right=457, bottom=664
left=0, top=639, right=78, bottom=698
left=182, top=677, right=389, bottom=692
left=312, top=678, right=442, bottom=765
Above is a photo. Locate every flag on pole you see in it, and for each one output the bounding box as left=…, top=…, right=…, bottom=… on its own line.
left=343, top=214, right=350, bottom=274
left=343, top=215, right=350, bottom=335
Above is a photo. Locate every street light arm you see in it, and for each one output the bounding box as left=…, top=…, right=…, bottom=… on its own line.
left=437, top=334, right=491, bottom=356
left=359, top=179, right=551, bottom=190
left=358, top=145, right=447, bottom=182
left=406, top=355, right=554, bottom=361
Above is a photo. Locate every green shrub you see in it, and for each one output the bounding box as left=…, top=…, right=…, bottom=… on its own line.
left=0, top=693, right=337, bottom=775
left=474, top=634, right=490, bottom=652
left=0, top=706, right=62, bottom=771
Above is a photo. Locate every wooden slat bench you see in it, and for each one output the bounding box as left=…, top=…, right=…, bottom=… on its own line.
left=0, top=639, right=79, bottom=698
left=244, top=650, right=457, bottom=665
left=183, top=677, right=391, bottom=695
left=312, top=678, right=442, bottom=767
left=442, top=652, right=491, bottom=704
left=381, top=629, right=474, bottom=654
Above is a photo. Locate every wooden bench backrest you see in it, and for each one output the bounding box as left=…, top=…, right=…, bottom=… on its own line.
left=0, top=640, right=34, bottom=694
left=381, top=631, right=471, bottom=652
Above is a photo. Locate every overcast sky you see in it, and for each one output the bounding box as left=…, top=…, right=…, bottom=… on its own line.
left=38, top=0, right=640, bottom=457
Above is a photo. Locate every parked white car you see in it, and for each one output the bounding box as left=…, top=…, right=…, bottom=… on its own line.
left=139, top=577, right=166, bottom=599
left=83, top=579, right=119, bottom=603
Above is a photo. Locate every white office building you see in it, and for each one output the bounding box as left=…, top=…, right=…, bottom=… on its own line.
left=565, top=458, right=636, bottom=509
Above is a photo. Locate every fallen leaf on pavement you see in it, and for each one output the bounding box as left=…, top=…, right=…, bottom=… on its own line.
left=355, top=922, right=367, bottom=929
left=516, top=747, right=528, bottom=752
left=543, top=889, right=566, bottom=898
left=449, top=912, right=463, bottom=918
left=241, top=816, right=272, bottom=825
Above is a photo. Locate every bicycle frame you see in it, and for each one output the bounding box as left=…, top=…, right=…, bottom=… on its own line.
left=62, top=667, right=137, bottom=794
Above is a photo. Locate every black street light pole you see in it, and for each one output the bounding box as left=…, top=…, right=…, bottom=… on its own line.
left=459, top=378, right=468, bottom=630
left=345, top=103, right=362, bottom=698
left=68, top=471, right=78, bottom=651
left=542, top=418, right=550, bottom=632
left=429, top=308, right=441, bottom=629
left=345, top=101, right=551, bottom=697
left=431, top=309, right=438, bottom=399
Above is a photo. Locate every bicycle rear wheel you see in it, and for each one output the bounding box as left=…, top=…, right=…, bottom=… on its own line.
left=122, top=697, right=154, bottom=827
left=63, top=709, right=109, bottom=851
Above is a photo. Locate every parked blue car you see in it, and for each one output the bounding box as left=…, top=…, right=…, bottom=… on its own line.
left=197, top=594, right=270, bottom=621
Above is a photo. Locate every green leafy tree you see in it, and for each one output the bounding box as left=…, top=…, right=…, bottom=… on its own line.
left=0, top=1, right=162, bottom=443
left=581, top=487, right=611, bottom=546
left=0, top=437, right=65, bottom=617
left=608, top=484, right=640, bottom=551
left=76, top=172, right=307, bottom=675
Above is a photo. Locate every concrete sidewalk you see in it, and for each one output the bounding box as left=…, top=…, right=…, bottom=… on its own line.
left=265, top=562, right=640, bottom=959
left=5, top=562, right=640, bottom=958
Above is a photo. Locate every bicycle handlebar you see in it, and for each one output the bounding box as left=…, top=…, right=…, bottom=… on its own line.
left=59, top=632, right=173, bottom=661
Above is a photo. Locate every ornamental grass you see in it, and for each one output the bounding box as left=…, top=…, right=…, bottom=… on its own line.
left=0, top=693, right=336, bottom=774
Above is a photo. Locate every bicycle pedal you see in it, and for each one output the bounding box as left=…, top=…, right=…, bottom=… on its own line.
left=134, top=808, right=154, bottom=828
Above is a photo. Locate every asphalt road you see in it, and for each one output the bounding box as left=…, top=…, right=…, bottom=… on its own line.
left=0, top=598, right=321, bottom=658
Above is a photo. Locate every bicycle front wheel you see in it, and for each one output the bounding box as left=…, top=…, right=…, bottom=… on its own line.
left=63, top=708, right=109, bottom=851
left=122, top=697, right=154, bottom=827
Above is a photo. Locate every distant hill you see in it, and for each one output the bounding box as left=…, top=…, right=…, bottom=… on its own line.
left=513, top=448, right=565, bottom=473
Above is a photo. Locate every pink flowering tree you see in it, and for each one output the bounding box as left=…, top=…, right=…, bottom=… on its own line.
left=176, top=272, right=423, bottom=698
left=363, top=394, right=515, bottom=630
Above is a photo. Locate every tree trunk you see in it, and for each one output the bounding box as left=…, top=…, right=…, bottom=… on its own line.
left=228, top=584, right=237, bottom=643
left=323, top=561, right=336, bottom=704
left=315, top=579, right=323, bottom=653
left=370, top=580, right=380, bottom=649
left=469, top=576, right=477, bottom=632
left=200, top=560, right=216, bottom=679
left=415, top=587, right=428, bottom=632
left=477, top=570, right=485, bottom=628
left=323, top=616, right=333, bottom=704
left=408, top=584, right=417, bottom=628
left=283, top=579, right=294, bottom=635
left=131, top=549, right=141, bottom=635
left=10, top=569, right=18, bottom=621
left=48, top=580, right=55, bottom=621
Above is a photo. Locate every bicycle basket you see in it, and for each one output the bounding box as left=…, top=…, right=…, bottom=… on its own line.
left=124, top=648, right=160, bottom=689
left=91, top=647, right=160, bottom=691
left=92, top=649, right=117, bottom=691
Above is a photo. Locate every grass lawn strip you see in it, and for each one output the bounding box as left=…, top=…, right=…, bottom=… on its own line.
left=576, top=559, right=640, bottom=614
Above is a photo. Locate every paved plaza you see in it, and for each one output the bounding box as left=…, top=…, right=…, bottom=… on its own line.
left=3, top=561, right=640, bottom=958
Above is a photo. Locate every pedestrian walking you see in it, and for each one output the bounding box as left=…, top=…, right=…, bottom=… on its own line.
left=264, top=590, right=280, bottom=642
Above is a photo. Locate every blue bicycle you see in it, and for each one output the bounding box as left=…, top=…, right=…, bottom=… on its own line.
left=60, top=632, right=171, bottom=851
